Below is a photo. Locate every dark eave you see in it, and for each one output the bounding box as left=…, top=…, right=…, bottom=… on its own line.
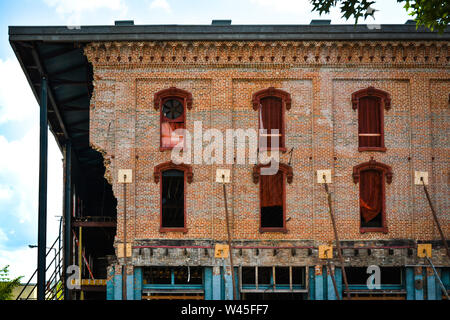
left=8, top=24, right=450, bottom=42
left=9, top=35, right=98, bottom=171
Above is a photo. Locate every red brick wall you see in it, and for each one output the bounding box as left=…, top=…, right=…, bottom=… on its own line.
left=85, top=41, right=449, bottom=248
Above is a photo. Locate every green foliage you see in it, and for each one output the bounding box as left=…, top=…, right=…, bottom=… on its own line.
left=0, top=265, right=23, bottom=300
left=310, top=0, right=449, bottom=33
left=402, top=0, right=449, bottom=32
left=310, top=0, right=376, bottom=24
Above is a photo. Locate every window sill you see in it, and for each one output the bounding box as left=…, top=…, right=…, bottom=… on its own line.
left=160, top=227, right=188, bottom=233
left=360, top=227, right=388, bottom=234
left=259, top=227, right=287, bottom=234
left=358, top=147, right=386, bottom=152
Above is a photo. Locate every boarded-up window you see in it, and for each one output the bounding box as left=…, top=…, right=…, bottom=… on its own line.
left=352, top=87, right=390, bottom=152
left=161, top=169, right=184, bottom=228
left=259, top=97, right=283, bottom=150
left=260, top=171, right=284, bottom=228
left=358, top=96, right=382, bottom=149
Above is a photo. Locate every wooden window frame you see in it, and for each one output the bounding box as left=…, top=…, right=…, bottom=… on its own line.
left=352, top=87, right=391, bottom=152
left=154, top=87, right=193, bottom=151
left=154, top=161, right=193, bottom=233
left=253, top=162, right=293, bottom=233
left=352, top=158, right=393, bottom=234
left=252, top=87, right=291, bottom=153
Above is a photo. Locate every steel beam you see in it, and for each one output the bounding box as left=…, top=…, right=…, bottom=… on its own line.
left=37, top=76, right=48, bottom=300
left=63, top=140, right=72, bottom=299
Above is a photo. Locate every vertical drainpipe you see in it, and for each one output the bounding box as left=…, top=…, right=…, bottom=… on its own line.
left=37, top=76, right=48, bottom=300
left=63, top=141, right=72, bottom=299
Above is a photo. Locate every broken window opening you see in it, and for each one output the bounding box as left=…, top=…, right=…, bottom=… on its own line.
left=161, top=98, right=185, bottom=149
left=161, top=169, right=185, bottom=229
left=360, top=169, right=383, bottom=229
left=260, top=171, right=284, bottom=229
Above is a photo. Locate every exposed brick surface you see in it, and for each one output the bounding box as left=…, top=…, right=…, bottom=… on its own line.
left=85, top=40, right=449, bottom=266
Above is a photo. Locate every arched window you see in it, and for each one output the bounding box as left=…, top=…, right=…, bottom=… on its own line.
left=353, top=158, right=392, bottom=233
left=253, top=162, right=293, bottom=233
left=352, top=87, right=390, bottom=152
left=154, top=87, right=193, bottom=150
left=252, top=87, right=291, bottom=152
left=154, top=161, right=193, bottom=232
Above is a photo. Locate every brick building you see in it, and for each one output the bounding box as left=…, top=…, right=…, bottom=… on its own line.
left=10, top=20, right=450, bottom=300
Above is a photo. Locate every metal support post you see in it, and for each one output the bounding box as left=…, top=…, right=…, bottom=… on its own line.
left=37, top=76, right=48, bottom=300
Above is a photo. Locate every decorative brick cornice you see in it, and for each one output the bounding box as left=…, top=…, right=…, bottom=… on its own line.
left=84, top=40, right=450, bottom=67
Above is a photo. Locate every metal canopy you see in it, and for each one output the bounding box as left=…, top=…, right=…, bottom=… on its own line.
left=9, top=36, right=99, bottom=170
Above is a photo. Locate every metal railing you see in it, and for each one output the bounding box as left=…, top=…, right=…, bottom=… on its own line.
left=16, top=234, right=64, bottom=300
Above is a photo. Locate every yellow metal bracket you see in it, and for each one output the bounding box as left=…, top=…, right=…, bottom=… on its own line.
left=214, top=244, right=229, bottom=258
left=417, top=243, right=432, bottom=258
left=319, top=245, right=333, bottom=259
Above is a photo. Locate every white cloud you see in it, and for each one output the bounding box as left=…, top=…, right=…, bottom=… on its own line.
left=44, top=0, right=128, bottom=24
left=0, top=247, right=36, bottom=280
left=0, top=185, right=13, bottom=200
left=0, top=229, right=8, bottom=242
left=0, top=57, right=63, bottom=282
left=150, top=0, right=171, bottom=13
left=0, top=59, right=37, bottom=125
left=249, top=0, right=311, bottom=14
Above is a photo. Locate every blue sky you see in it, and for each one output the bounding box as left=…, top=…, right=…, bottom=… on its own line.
left=0, top=0, right=412, bottom=281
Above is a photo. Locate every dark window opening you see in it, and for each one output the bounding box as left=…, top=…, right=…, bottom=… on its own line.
left=346, top=267, right=403, bottom=285
left=258, top=267, right=272, bottom=285
left=260, top=171, right=284, bottom=229
left=275, top=267, right=290, bottom=284
left=143, top=267, right=172, bottom=285
left=242, top=267, right=256, bottom=285
left=292, top=267, right=305, bottom=286
left=173, top=267, right=203, bottom=284
left=360, top=169, right=383, bottom=229
left=142, top=267, right=203, bottom=285
left=261, top=206, right=283, bottom=228
left=161, top=169, right=184, bottom=228
left=380, top=267, right=403, bottom=285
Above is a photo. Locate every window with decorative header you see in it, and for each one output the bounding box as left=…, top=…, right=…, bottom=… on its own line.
left=353, top=158, right=393, bottom=233
left=252, top=87, right=291, bottom=152
left=253, top=163, right=293, bottom=233
left=154, top=87, right=193, bottom=150
left=154, top=161, right=193, bottom=232
left=352, top=87, right=391, bottom=152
